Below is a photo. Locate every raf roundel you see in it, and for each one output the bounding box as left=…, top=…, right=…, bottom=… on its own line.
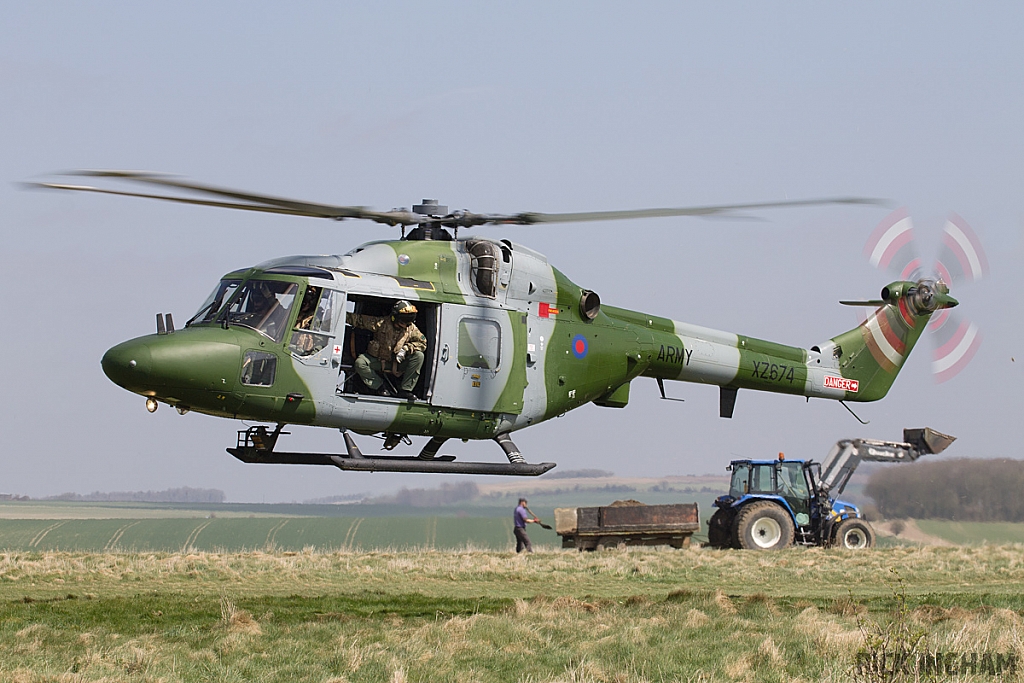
left=397, top=254, right=411, bottom=265
left=571, top=334, right=588, bottom=359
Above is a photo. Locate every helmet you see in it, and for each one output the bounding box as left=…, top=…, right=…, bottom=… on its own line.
left=391, top=300, right=417, bottom=324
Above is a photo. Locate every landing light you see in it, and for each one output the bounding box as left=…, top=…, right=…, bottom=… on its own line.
left=146, top=398, right=158, bottom=413
left=175, top=405, right=190, bottom=415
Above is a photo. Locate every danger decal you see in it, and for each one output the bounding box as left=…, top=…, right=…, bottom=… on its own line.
left=824, top=375, right=859, bottom=392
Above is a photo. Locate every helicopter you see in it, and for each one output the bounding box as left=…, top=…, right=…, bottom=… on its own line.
left=32, top=171, right=960, bottom=477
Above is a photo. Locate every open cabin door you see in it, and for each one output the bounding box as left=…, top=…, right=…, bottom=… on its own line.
left=430, top=304, right=526, bottom=414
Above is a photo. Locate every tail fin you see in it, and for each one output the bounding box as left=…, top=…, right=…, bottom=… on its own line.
left=829, top=280, right=956, bottom=401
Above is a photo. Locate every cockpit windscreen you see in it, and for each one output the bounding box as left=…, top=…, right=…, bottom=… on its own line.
left=187, top=279, right=241, bottom=326
left=224, top=280, right=298, bottom=342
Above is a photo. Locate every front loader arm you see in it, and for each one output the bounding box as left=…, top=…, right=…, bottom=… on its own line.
left=817, top=427, right=955, bottom=495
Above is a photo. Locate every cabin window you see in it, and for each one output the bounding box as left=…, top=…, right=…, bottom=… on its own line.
left=777, top=462, right=809, bottom=499
left=289, top=287, right=336, bottom=357
left=749, top=464, right=776, bottom=494
left=240, top=350, right=277, bottom=387
left=225, top=280, right=298, bottom=343
left=188, top=279, right=241, bottom=325
left=729, top=464, right=750, bottom=497
left=457, top=318, right=500, bottom=369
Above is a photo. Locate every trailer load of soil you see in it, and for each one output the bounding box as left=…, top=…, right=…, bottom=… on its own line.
left=554, top=501, right=699, bottom=550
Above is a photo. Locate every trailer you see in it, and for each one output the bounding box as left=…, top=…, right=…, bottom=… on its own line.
left=554, top=501, right=700, bottom=550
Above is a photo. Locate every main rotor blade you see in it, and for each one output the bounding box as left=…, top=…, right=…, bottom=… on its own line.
left=31, top=170, right=889, bottom=230
left=484, top=197, right=889, bottom=226
left=26, top=182, right=315, bottom=217
left=45, top=171, right=418, bottom=225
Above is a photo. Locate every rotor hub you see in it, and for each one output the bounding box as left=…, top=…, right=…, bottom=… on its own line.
left=413, top=199, right=448, bottom=217
left=907, top=278, right=954, bottom=315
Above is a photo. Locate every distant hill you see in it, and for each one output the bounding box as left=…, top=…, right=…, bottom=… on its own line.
left=543, top=469, right=615, bottom=479
left=43, top=487, right=226, bottom=503
left=362, top=482, right=480, bottom=507
left=303, top=492, right=370, bottom=505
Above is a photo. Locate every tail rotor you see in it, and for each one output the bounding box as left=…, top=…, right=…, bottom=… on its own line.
left=863, top=209, right=988, bottom=383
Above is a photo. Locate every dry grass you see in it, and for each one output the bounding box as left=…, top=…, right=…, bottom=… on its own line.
left=6, top=543, right=1024, bottom=602
left=1, top=545, right=1023, bottom=682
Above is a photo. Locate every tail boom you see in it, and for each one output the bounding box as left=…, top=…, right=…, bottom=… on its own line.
left=621, top=279, right=944, bottom=409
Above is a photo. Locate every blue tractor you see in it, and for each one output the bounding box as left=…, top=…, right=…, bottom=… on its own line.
left=707, top=428, right=954, bottom=550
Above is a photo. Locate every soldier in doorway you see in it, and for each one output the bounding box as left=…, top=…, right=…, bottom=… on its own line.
left=346, top=300, right=426, bottom=400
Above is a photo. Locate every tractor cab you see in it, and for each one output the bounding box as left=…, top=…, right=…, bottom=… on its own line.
left=724, top=459, right=816, bottom=532
left=712, top=456, right=865, bottom=549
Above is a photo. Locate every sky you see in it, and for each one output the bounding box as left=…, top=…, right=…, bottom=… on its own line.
left=2, top=3, right=1022, bottom=502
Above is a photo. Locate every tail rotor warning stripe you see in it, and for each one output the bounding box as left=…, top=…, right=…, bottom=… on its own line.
left=861, top=309, right=905, bottom=373
left=899, top=257, right=923, bottom=281
left=932, top=321, right=981, bottom=383
left=866, top=209, right=914, bottom=269
left=942, top=214, right=989, bottom=282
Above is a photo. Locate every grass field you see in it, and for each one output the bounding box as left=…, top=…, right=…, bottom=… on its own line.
left=2, top=545, right=1024, bottom=682
left=916, top=519, right=1024, bottom=545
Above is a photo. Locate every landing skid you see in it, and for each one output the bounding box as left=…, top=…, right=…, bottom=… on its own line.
left=329, top=456, right=554, bottom=476
left=227, top=426, right=556, bottom=477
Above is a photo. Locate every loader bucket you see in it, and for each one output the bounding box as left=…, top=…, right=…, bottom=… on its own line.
left=904, top=427, right=956, bottom=455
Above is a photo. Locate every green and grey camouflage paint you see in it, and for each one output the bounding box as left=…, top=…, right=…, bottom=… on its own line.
left=101, top=238, right=946, bottom=445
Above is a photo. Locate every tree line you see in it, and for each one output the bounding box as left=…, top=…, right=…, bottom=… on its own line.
left=866, top=458, right=1024, bottom=521
left=44, top=487, right=226, bottom=503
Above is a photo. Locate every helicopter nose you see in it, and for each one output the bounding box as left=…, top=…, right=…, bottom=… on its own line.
left=101, top=339, right=152, bottom=391
left=102, top=333, right=241, bottom=397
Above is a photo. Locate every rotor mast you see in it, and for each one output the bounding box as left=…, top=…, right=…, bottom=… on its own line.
left=406, top=199, right=452, bottom=241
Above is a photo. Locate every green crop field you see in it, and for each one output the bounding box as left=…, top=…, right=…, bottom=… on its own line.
left=916, top=519, right=1024, bottom=545
left=2, top=546, right=1023, bottom=682
left=0, top=494, right=731, bottom=553
left=0, top=517, right=532, bottom=552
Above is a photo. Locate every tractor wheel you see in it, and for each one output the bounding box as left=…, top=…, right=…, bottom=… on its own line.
left=833, top=519, right=875, bottom=550
left=733, top=502, right=794, bottom=550
left=707, top=509, right=735, bottom=549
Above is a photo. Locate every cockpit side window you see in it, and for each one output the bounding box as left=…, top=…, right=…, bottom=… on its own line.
left=241, top=350, right=277, bottom=386
left=289, top=287, right=336, bottom=357
left=188, top=279, right=241, bottom=326
left=225, top=280, right=298, bottom=343
left=295, top=287, right=334, bottom=333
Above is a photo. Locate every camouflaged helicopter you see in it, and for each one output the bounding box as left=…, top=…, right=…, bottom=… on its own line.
left=33, top=172, right=959, bottom=477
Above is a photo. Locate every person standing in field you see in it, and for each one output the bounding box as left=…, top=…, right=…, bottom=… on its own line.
left=514, top=497, right=539, bottom=553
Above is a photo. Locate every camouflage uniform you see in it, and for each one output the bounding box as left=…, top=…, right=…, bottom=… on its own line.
left=346, top=313, right=427, bottom=392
